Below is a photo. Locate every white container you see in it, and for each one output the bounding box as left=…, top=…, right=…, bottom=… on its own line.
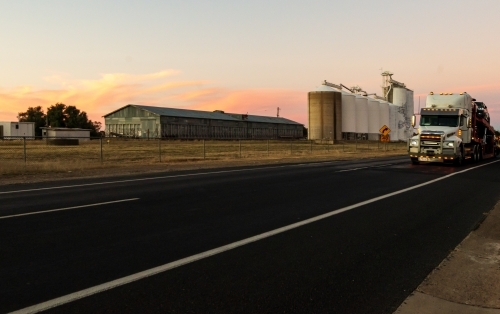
left=355, top=95, right=368, bottom=134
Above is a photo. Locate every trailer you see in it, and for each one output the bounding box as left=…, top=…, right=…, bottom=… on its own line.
left=407, top=92, right=498, bottom=165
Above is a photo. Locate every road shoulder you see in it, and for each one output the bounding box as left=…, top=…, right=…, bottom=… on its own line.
left=396, top=200, right=500, bottom=313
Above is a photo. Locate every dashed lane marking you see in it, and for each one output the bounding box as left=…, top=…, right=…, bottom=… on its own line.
left=0, top=198, right=140, bottom=219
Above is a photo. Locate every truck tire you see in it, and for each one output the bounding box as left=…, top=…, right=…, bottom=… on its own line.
left=454, top=146, right=464, bottom=166
left=472, top=145, right=479, bottom=163
left=411, top=158, right=419, bottom=165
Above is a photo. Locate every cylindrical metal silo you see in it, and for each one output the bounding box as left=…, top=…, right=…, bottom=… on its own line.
left=355, top=95, right=369, bottom=134
left=379, top=100, right=390, bottom=129
left=389, top=104, right=399, bottom=141
left=367, top=98, right=381, bottom=140
left=341, top=94, right=356, bottom=133
left=308, top=85, right=341, bottom=140
left=392, top=87, right=407, bottom=141
left=405, top=89, right=414, bottom=139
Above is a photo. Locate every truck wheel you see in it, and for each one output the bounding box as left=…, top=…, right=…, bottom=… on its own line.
left=411, top=158, right=419, bottom=165
left=454, top=147, right=464, bottom=166
left=479, top=145, right=483, bottom=160
left=472, top=145, right=479, bottom=163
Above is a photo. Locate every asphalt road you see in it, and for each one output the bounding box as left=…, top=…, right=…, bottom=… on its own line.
left=1, top=156, right=500, bottom=313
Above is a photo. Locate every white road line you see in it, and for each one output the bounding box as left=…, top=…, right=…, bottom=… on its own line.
left=337, top=167, right=370, bottom=172
left=10, top=159, right=500, bottom=314
left=336, top=163, right=394, bottom=172
left=0, top=165, right=298, bottom=195
left=0, top=198, right=139, bottom=220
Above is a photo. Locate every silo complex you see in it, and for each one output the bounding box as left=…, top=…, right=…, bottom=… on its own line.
left=308, top=86, right=342, bottom=141
left=309, top=73, right=414, bottom=142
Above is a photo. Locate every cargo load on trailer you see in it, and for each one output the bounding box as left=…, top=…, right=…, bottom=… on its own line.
left=407, top=92, right=498, bottom=165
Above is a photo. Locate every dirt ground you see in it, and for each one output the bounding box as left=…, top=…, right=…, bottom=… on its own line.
left=0, top=150, right=406, bottom=186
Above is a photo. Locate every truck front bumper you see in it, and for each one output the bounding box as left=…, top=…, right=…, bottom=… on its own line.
left=408, top=153, right=457, bottom=163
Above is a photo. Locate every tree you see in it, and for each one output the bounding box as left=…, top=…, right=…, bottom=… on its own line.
left=17, top=106, right=46, bottom=136
left=21, top=103, right=102, bottom=137
left=46, top=103, right=66, bottom=128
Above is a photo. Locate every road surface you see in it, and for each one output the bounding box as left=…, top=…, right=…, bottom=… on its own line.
left=1, top=156, right=499, bottom=313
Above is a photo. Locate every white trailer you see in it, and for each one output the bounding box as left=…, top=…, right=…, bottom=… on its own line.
left=0, top=122, right=35, bottom=138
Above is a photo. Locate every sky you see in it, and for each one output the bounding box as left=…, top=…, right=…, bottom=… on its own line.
left=1, top=0, right=500, bottom=129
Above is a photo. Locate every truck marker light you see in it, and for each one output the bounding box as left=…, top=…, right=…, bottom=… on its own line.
left=430, top=92, right=434, bottom=95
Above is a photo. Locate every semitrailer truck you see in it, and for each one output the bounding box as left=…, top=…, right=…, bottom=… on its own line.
left=407, top=92, right=498, bottom=165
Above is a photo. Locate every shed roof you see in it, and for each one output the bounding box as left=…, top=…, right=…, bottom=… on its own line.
left=40, top=127, right=91, bottom=131
left=104, top=104, right=302, bottom=125
left=105, top=104, right=241, bottom=122
left=226, top=113, right=302, bottom=125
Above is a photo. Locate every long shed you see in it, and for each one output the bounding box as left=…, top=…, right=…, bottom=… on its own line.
left=104, top=105, right=303, bottom=139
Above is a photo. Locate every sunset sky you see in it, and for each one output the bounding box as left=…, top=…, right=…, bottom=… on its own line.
left=1, top=0, right=500, bottom=129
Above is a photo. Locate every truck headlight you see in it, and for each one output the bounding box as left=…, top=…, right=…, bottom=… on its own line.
left=410, top=139, right=419, bottom=146
left=444, top=141, right=454, bottom=147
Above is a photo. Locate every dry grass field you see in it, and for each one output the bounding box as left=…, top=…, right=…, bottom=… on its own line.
left=0, top=138, right=407, bottom=178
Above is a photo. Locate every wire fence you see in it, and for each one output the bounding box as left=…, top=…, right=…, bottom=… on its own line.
left=0, top=136, right=407, bottom=173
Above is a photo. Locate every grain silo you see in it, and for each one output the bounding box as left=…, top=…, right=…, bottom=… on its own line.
left=367, top=98, right=381, bottom=140
left=405, top=89, right=415, bottom=138
left=342, top=94, right=356, bottom=135
left=308, top=85, right=342, bottom=141
left=392, top=87, right=408, bottom=141
left=389, top=104, right=399, bottom=141
left=381, top=71, right=414, bottom=141
left=379, top=100, right=390, bottom=130
left=355, top=95, right=369, bottom=135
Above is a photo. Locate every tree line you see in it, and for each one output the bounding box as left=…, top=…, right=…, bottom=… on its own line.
left=17, top=103, right=101, bottom=136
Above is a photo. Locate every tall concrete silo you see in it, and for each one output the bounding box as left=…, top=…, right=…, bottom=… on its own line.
left=308, top=85, right=342, bottom=141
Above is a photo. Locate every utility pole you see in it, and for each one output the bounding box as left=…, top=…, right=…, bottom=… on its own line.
left=277, top=107, right=280, bottom=117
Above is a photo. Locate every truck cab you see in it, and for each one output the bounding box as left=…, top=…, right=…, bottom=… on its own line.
left=407, top=92, right=495, bottom=165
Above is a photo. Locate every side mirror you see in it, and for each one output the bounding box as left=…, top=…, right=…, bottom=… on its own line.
left=411, top=115, right=416, bottom=127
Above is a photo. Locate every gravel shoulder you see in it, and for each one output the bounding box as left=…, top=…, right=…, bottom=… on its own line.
left=396, top=200, right=500, bottom=313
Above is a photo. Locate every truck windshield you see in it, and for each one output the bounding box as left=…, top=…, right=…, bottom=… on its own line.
left=420, top=115, right=459, bottom=127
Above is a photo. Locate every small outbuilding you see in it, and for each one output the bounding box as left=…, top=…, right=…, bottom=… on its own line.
left=41, top=127, right=91, bottom=142
left=0, top=122, right=35, bottom=138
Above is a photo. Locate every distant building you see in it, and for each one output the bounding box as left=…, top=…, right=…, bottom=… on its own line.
left=0, top=122, right=35, bottom=138
left=103, top=104, right=303, bottom=139
left=41, top=127, right=91, bottom=142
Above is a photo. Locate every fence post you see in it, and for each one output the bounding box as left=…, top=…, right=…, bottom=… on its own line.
left=158, top=137, right=162, bottom=162
left=239, top=139, right=241, bottom=158
left=203, top=139, right=206, bottom=159
left=290, top=141, right=293, bottom=155
left=23, top=137, right=27, bottom=165
left=310, top=140, right=313, bottom=154
left=100, top=137, right=103, bottom=164
left=355, top=137, right=358, bottom=151
left=267, top=140, right=269, bottom=157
